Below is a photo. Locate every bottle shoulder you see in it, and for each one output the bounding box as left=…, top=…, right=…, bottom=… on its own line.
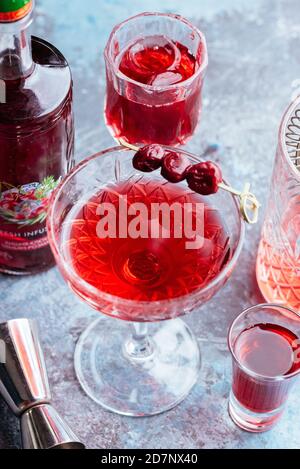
left=0, top=36, right=73, bottom=123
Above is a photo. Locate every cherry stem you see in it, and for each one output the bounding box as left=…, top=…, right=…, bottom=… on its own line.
left=118, top=139, right=260, bottom=225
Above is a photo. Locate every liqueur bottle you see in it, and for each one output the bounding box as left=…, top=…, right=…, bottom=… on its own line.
left=0, top=0, right=74, bottom=274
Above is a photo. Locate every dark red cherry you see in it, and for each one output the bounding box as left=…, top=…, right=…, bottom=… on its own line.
left=132, top=144, right=165, bottom=172
left=186, top=161, right=222, bottom=195
left=161, top=151, right=191, bottom=183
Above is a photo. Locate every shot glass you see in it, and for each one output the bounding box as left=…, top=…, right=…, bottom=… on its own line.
left=228, top=303, right=300, bottom=432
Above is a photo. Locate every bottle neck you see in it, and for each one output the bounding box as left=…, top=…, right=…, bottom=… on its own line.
left=0, top=14, right=34, bottom=80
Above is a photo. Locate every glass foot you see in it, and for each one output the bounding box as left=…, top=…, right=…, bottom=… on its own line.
left=228, top=391, right=283, bottom=433
left=74, top=316, right=201, bottom=416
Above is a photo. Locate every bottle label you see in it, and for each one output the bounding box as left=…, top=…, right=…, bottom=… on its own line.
left=0, top=176, right=60, bottom=252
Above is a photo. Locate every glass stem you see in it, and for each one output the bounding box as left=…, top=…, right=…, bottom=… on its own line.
left=124, top=322, right=154, bottom=360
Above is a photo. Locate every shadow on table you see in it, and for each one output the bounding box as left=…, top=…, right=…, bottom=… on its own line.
left=0, top=397, right=21, bottom=449
left=249, top=266, right=266, bottom=305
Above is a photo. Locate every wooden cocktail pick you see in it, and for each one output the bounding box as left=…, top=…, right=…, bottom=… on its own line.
left=118, top=138, right=260, bottom=225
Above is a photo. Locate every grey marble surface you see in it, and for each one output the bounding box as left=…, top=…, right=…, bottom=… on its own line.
left=1, top=0, right=300, bottom=449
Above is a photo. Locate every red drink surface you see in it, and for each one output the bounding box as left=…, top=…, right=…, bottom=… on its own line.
left=119, top=37, right=196, bottom=85
left=62, top=179, right=230, bottom=309
left=0, top=37, right=74, bottom=274
left=105, top=35, right=204, bottom=145
left=232, top=323, right=300, bottom=413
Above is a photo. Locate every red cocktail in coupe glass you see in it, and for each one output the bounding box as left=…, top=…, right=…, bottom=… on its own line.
left=228, top=304, right=300, bottom=432
left=104, top=13, right=208, bottom=146
left=47, top=146, right=244, bottom=416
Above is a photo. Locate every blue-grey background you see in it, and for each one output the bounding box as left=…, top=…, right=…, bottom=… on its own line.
left=1, top=0, right=300, bottom=449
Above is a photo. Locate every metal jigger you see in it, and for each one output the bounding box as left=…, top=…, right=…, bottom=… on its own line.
left=0, top=318, right=85, bottom=449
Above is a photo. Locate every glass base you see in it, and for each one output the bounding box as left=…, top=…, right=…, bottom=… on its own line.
left=228, top=391, right=283, bottom=433
left=74, top=316, right=201, bottom=416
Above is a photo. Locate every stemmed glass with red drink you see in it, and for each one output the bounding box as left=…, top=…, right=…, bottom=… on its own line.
left=104, top=13, right=208, bottom=146
left=47, top=146, right=244, bottom=416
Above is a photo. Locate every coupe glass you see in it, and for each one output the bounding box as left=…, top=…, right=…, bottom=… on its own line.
left=104, top=12, right=208, bottom=146
left=47, top=146, right=244, bottom=416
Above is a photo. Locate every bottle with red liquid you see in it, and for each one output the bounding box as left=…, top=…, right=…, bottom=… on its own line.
left=0, top=0, right=74, bottom=275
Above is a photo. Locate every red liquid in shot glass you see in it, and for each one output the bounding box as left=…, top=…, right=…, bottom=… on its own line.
left=232, top=323, right=300, bottom=413
left=105, top=35, right=204, bottom=145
